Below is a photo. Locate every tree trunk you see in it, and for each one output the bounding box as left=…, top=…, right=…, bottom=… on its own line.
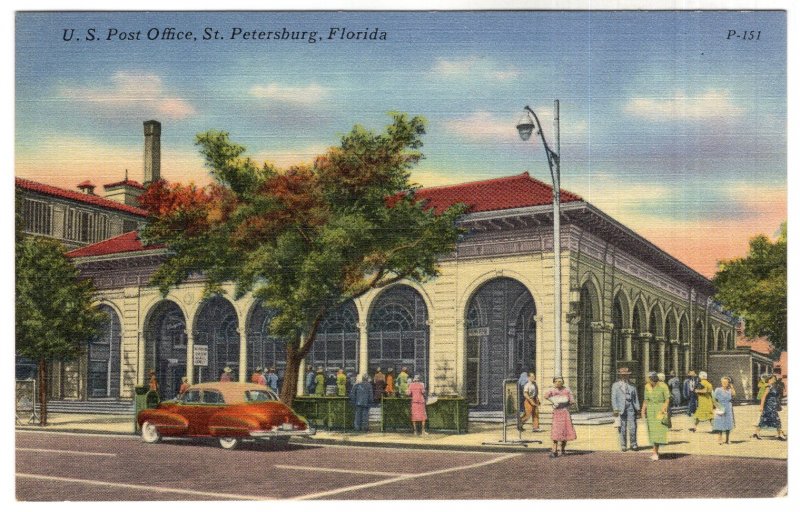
left=38, top=358, right=48, bottom=426
left=279, top=344, right=301, bottom=407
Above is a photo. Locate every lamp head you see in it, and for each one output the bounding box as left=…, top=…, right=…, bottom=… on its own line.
left=516, top=121, right=534, bottom=141
left=516, top=108, right=536, bottom=141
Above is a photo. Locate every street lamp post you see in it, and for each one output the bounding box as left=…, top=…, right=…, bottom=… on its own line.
left=517, top=100, right=562, bottom=378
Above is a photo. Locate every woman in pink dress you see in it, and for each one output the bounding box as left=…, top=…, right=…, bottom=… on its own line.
left=543, top=376, right=577, bottom=458
left=407, top=375, right=428, bottom=435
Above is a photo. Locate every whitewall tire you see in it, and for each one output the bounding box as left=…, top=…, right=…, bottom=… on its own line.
left=219, top=437, right=240, bottom=450
left=141, top=422, right=161, bottom=444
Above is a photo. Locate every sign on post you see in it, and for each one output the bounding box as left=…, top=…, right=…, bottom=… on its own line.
left=193, top=345, right=208, bottom=367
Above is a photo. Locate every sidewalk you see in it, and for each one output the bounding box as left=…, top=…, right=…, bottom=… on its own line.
left=16, top=404, right=788, bottom=460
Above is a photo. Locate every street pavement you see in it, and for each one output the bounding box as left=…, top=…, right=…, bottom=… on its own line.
left=16, top=403, right=788, bottom=460
left=15, top=430, right=787, bottom=500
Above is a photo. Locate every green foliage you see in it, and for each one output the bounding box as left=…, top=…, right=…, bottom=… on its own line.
left=16, top=236, right=105, bottom=362
left=140, top=114, right=466, bottom=387
left=713, top=223, right=787, bottom=354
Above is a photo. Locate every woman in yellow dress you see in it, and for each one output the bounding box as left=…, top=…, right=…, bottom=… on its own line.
left=691, top=371, right=715, bottom=432
left=642, top=371, right=670, bottom=461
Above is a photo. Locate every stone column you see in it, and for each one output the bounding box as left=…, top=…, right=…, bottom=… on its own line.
left=621, top=328, right=635, bottom=361
left=591, top=321, right=612, bottom=408
left=671, top=340, right=680, bottom=376
left=656, top=337, right=667, bottom=373
left=683, top=344, right=691, bottom=376
left=238, top=321, right=247, bottom=383
left=186, top=331, right=194, bottom=383
left=639, top=332, right=652, bottom=379
left=358, top=320, right=368, bottom=378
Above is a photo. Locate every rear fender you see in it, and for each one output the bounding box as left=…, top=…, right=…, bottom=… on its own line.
left=208, top=413, right=261, bottom=437
left=137, top=410, right=189, bottom=435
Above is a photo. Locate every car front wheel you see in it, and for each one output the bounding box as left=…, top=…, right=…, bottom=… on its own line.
left=219, top=437, right=240, bottom=450
left=141, top=421, right=161, bottom=444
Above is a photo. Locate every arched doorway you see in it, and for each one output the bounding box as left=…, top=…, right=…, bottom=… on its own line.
left=194, top=296, right=240, bottom=383
left=246, top=301, right=287, bottom=379
left=368, top=285, right=429, bottom=383
left=144, top=301, right=187, bottom=400
left=309, top=301, right=359, bottom=375
left=577, top=284, right=598, bottom=409
left=465, top=278, right=536, bottom=410
left=87, top=305, right=122, bottom=398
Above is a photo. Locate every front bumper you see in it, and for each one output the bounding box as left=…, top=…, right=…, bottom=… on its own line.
left=249, top=426, right=316, bottom=439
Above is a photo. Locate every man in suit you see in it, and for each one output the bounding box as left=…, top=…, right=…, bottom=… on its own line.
left=350, top=374, right=373, bottom=432
left=611, top=367, right=640, bottom=452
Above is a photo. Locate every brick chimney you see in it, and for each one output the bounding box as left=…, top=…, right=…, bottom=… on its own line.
left=143, top=120, right=161, bottom=186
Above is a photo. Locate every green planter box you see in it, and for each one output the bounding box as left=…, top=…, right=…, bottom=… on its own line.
left=292, top=396, right=355, bottom=431
left=381, top=396, right=468, bottom=433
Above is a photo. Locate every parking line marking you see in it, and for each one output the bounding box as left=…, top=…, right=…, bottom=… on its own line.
left=275, top=464, right=406, bottom=477
left=297, top=441, right=494, bottom=456
left=290, top=452, right=520, bottom=500
left=16, top=430, right=134, bottom=440
left=16, top=473, right=274, bottom=501
left=17, top=448, right=117, bottom=457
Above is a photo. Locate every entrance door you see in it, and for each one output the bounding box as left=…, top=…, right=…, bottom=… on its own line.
left=465, top=278, right=536, bottom=410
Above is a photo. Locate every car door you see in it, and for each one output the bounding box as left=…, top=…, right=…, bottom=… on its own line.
left=178, top=389, right=206, bottom=435
left=193, top=389, right=226, bottom=435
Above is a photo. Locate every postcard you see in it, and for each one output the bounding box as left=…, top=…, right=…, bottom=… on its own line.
left=12, top=6, right=789, bottom=503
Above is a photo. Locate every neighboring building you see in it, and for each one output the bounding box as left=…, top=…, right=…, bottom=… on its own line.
left=62, top=172, right=738, bottom=410
left=14, top=121, right=159, bottom=386
left=15, top=120, right=161, bottom=249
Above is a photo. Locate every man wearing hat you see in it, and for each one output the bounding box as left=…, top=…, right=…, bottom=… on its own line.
left=682, top=370, right=699, bottom=416
left=667, top=371, right=682, bottom=411
left=611, top=367, right=640, bottom=452
left=266, top=367, right=279, bottom=392
left=220, top=366, right=233, bottom=382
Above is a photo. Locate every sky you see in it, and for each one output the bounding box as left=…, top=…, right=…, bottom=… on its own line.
left=14, top=10, right=787, bottom=277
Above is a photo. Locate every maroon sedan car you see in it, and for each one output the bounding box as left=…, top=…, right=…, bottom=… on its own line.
left=137, top=381, right=314, bottom=449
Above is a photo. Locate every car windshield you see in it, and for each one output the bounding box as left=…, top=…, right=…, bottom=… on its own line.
left=245, top=390, right=279, bottom=402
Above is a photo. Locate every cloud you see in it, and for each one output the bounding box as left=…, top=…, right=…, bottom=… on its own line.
left=624, top=89, right=745, bottom=121
left=567, top=173, right=786, bottom=277
left=441, top=112, right=518, bottom=143
left=58, top=71, right=196, bottom=120
left=248, top=83, right=330, bottom=106
left=430, top=56, right=519, bottom=82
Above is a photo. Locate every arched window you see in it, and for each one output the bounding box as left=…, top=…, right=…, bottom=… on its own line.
left=308, top=302, right=359, bottom=374
left=87, top=305, right=121, bottom=398
left=194, top=296, right=240, bottom=383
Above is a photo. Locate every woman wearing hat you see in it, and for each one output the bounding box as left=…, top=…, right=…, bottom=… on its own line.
left=691, top=371, right=714, bottom=432
left=713, top=376, right=736, bottom=444
left=752, top=374, right=787, bottom=441
left=407, top=375, right=428, bottom=435
left=178, top=376, right=191, bottom=395
left=148, top=370, right=159, bottom=392
left=642, top=371, right=670, bottom=460
left=683, top=370, right=699, bottom=416
left=543, top=376, right=576, bottom=458
left=314, top=367, right=326, bottom=396
left=220, top=366, right=233, bottom=382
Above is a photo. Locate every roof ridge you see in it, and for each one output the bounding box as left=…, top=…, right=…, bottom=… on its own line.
left=414, top=172, right=531, bottom=193
left=16, top=177, right=148, bottom=216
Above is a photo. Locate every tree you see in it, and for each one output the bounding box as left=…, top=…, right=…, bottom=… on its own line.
left=16, top=236, right=105, bottom=425
left=138, top=113, right=466, bottom=404
left=713, top=223, right=787, bottom=356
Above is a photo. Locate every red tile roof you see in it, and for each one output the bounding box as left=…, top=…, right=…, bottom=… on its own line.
left=77, top=180, right=95, bottom=188
left=736, top=337, right=774, bottom=356
left=66, top=231, right=163, bottom=258
left=68, top=172, right=583, bottom=259
left=16, top=177, right=148, bottom=217
left=412, top=172, right=582, bottom=214
left=104, top=178, right=145, bottom=190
